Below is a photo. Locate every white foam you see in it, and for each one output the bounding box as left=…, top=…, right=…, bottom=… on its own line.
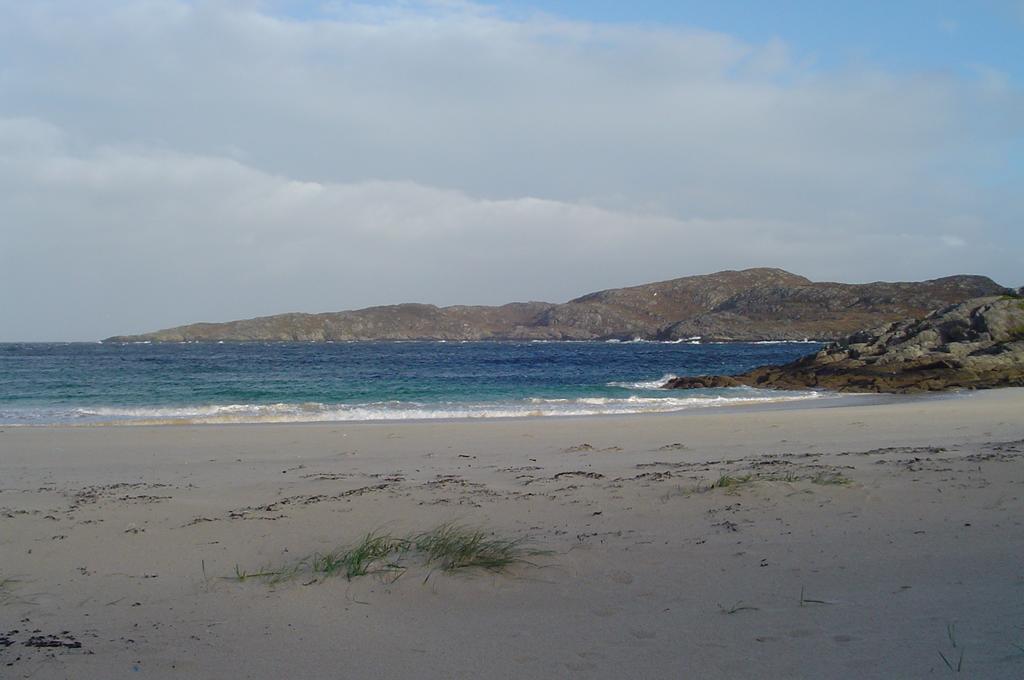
left=606, top=373, right=678, bottom=389
left=21, top=389, right=830, bottom=426
left=751, top=339, right=820, bottom=345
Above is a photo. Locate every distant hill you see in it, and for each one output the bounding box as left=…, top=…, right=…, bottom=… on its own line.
left=105, top=268, right=1012, bottom=343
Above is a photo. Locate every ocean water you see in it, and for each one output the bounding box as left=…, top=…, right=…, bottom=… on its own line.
left=0, top=341, right=827, bottom=425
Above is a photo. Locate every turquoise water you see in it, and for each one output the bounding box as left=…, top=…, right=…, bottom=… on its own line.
left=0, top=341, right=826, bottom=424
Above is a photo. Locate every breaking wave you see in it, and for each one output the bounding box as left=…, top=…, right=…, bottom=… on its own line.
left=606, top=373, right=678, bottom=389
left=1, top=389, right=829, bottom=426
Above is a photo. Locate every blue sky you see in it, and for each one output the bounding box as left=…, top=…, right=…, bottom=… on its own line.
left=271, top=1, right=1024, bottom=188
left=0, top=0, right=1021, bottom=339
left=523, top=1, right=1022, bottom=72
left=277, top=1, right=1024, bottom=78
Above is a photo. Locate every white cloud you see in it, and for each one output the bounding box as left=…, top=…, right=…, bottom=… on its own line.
left=0, top=1, right=1020, bottom=339
left=2, top=122, right=1015, bottom=340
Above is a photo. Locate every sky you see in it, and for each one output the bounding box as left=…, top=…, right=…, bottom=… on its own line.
left=0, top=1, right=1021, bottom=341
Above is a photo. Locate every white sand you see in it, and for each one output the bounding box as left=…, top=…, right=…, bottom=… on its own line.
left=1, top=389, right=1023, bottom=678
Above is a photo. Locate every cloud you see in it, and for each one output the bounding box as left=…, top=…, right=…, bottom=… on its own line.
left=2, top=121, right=1017, bottom=340
left=0, top=1, right=1021, bottom=339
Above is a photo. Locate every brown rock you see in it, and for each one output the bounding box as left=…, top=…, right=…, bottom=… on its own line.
left=664, top=296, right=1024, bottom=393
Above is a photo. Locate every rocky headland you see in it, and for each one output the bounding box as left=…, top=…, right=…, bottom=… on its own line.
left=664, top=295, right=1024, bottom=393
left=105, top=268, right=1010, bottom=343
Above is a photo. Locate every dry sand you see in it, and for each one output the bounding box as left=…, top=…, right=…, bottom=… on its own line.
left=1, top=390, right=1023, bottom=679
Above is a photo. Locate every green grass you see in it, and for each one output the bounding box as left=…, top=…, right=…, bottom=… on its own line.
left=231, top=565, right=282, bottom=582
left=705, top=474, right=755, bottom=492
left=413, top=523, right=541, bottom=572
left=228, top=524, right=545, bottom=585
left=323, top=532, right=410, bottom=579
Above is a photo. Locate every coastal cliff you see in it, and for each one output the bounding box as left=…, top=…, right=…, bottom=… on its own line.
left=664, top=295, right=1024, bottom=392
left=105, top=268, right=1011, bottom=343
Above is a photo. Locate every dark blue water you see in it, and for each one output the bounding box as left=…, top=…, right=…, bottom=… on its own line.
left=0, top=341, right=824, bottom=424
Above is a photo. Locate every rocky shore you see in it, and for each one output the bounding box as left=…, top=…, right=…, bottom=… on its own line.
left=664, top=295, right=1024, bottom=393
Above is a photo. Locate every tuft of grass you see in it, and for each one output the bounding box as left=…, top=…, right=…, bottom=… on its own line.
left=413, top=523, right=541, bottom=572
left=229, top=524, right=545, bottom=586
left=705, top=474, right=755, bottom=492
left=230, top=565, right=282, bottom=582
left=324, top=532, right=410, bottom=580
left=810, top=471, right=852, bottom=486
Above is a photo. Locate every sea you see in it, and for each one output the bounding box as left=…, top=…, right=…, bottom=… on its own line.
left=0, top=340, right=831, bottom=426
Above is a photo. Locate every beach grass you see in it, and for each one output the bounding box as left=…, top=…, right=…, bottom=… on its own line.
left=696, top=469, right=855, bottom=494
left=317, top=531, right=411, bottom=580
left=413, top=523, right=540, bottom=572
left=229, top=524, right=544, bottom=585
left=705, top=473, right=755, bottom=492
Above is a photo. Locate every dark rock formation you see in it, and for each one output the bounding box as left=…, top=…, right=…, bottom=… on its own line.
left=105, top=268, right=1011, bottom=343
left=664, top=296, right=1024, bottom=393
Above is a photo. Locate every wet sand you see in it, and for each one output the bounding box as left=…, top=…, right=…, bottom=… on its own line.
left=1, top=389, right=1023, bottom=678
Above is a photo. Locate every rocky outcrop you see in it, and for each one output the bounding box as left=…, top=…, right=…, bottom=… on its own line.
left=105, top=268, right=1011, bottom=343
left=664, top=296, right=1024, bottom=393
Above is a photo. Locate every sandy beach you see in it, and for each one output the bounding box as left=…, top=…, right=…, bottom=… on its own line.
left=1, top=389, right=1023, bottom=678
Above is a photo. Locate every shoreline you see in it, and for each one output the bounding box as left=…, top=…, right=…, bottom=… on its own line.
left=2, top=388, right=1022, bottom=678
left=1, top=387, right=919, bottom=429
